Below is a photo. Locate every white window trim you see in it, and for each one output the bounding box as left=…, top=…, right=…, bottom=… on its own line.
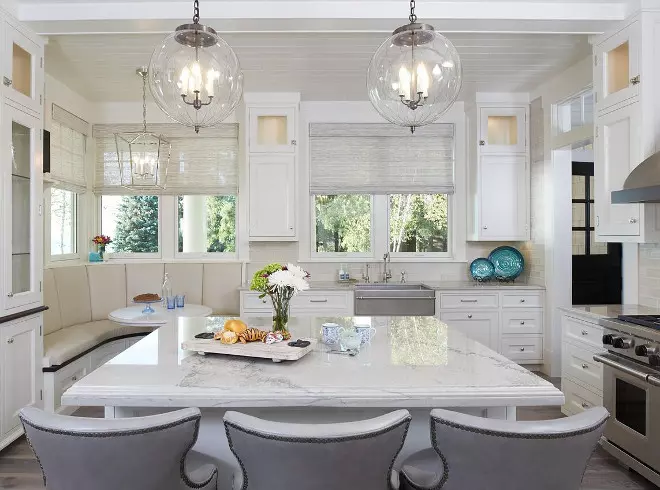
left=45, top=187, right=81, bottom=265
left=172, top=195, right=239, bottom=260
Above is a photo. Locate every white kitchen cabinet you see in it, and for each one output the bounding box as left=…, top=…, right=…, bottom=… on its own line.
left=594, top=102, right=644, bottom=239
left=0, top=314, right=42, bottom=448
left=2, top=103, right=43, bottom=312
left=248, top=107, right=296, bottom=154
left=249, top=155, right=296, bottom=240
left=240, top=290, right=353, bottom=317
left=594, top=21, right=640, bottom=113
left=2, top=18, right=43, bottom=116
left=479, top=107, right=527, bottom=154
left=474, top=154, right=528, bottom=240
left=439, top=311, right=499, bottom=351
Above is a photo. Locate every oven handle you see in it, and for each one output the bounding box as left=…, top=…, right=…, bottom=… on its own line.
left=593, top=354, right=651, bottom=383
left=649, top=375, right=660, bottom=387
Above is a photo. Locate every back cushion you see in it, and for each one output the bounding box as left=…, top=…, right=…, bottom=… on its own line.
left=87, top=265, right=127, bottom=321
left=203, top=263, right=242, bottom=314
left=126, top=263, right=164, bottom=303
left=42, top=269, right=63, bottom=335
left=164, top=264, right=203, bottom=304
left=53, top=267, right=92, bottom=328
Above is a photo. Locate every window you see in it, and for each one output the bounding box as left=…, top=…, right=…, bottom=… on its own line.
left=314, top=195, right=372, bottom=254
left=50, top=188, right=77, bottom=257
left=389, top=194, right=448, bottom=254
left=177, top=195, right=237, bottom=254
left=101, top=195, right=159, bottom=254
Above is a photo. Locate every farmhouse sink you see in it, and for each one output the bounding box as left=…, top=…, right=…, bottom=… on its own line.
left=354, top=283, right=435, bottom=316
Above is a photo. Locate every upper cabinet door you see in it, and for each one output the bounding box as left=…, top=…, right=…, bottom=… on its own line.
left=595, top=102, right=641, bottom=238
left=249, top=155, right=296, bottom=239
left=3, top=104, right=43, bottom=311
left=594, top=22, right=640, bottom=113
left=4, top=21, right=42, bottom=116
left=248, top=107, right=297, bottom=153
left=479, top=107, right=527, bottom=154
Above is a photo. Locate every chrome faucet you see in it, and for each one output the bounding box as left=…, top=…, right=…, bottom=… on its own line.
left=400, top=271, right=407, bottom=283
left=382, top=253, right=392, bottom=283
left=362, top=264, right=371, bottom=283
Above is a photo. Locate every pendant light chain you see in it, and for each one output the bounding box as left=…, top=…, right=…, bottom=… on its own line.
left=141, top=72, right=148, bottom=133
left=409, top=0, right=417, bottom=23
left=193, top=0, right=200, bottom=24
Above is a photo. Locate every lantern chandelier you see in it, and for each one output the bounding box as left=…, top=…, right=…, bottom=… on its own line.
left=367, top=0, right=463, bottom=133
left=115, top=68, right=171, bottom=191
left=148, top=0, right=243, bottom=133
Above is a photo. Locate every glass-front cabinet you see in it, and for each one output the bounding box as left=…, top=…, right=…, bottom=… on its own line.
left=248, top=107, right=296, bottom=153
left=2, top=103, right=42, bottom=311
left=479, top=107, right=527, bottom=154
left=594, top=22, right=640, bottom=113
left=3, top=21, right=42, bottom=116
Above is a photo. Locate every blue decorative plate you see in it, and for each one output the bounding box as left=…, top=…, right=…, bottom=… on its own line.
left=470, top=258, right=495, bottom=282
left=488, top=246, right=524, bottom=281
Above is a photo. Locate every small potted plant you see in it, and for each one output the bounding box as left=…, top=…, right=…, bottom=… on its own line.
left=91, top=235, right=112, bottom=261
left=250, top=263, right=310, bottom=337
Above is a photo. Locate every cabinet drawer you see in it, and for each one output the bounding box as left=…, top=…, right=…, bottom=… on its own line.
left=562, top=342, right=604, bottom=392
left=242, top=292, right=273, bottom=311
left=562, top=378, right=602, bottom=415
left=439, top=293, right=498, bottom=309
left=501, top=335, right=543, bottom=362
left=439, top=312, right=498, bottom=350
left=54, top=361, right=90, bottom=412
left=563, top=315, right=603, bottom=350
left=501, top=310, right=543, bottom=334
left=501, top=292, right=543, bottom=308
left=292, top=292, right=350, bottom=312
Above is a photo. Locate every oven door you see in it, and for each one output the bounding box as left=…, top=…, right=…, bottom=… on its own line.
left=596, top=353, right=660, bottom=471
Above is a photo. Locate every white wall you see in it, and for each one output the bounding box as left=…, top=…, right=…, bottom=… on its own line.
left=528, top=56, right=594, bottom=376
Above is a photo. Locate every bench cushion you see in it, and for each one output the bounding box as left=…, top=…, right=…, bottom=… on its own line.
left=43, top=269, right=63, bottom=335
left=52, top=267, right=92, bottom=328
left=43, top=320, right=154, bottom=368
left=126, top=263, right=164, bottom=305
left=165, top=263, right=203, bottom=305
left=87, top=265, right=127, bottom=321
left=202, top=263, right=241, bottom=314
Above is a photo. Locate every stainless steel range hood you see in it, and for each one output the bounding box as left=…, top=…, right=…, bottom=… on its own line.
left=612, top=152, right=660, bottom=203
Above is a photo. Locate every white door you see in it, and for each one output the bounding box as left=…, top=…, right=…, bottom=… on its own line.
left=3, top=104, right=43, bottom=311
left=1, top=316, right=41, bottom=435
left=439, top=311, right=499, bottom=350
left=479, top=154, right=528, bottom=240
left=479, top=107, right=527, bottom=154
left=3, top=21, right=42, bottom=116
left=249, top=107, right=296, bottom=153
left=595, top=102, right=641, bottom=238
left=249, top=155, right=296, bottom=239
left=594, top=22, right=640, bottom=113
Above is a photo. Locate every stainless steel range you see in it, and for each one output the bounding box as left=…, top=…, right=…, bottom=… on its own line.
left=596, top=314, right=660, bottom=487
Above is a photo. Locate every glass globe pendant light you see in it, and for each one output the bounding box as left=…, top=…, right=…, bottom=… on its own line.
left=115, top=68, right=171, bottom=191
left=148, top=0, right=243, bottom=133
left=367, top=0, right=462, bottom=133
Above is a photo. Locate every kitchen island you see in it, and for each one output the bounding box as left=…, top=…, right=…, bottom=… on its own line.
left=62, top=315, right=563, bottom=487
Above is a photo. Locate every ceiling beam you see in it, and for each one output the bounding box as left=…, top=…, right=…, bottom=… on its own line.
left=20, top=1, right=627, bottom=35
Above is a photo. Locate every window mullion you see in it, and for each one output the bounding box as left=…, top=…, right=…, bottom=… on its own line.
left=372, top=195, right=388, bottom=259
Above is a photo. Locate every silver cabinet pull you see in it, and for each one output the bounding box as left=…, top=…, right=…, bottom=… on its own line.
left=291, top=140, right=297, bottom=146
left=629, top=217, right=638, bottom=224
left=581, top=402, right=590, bottom=409
left=6, top=338, right=14, bottom=344
left=461, top=299, right=478, bottom=303
left=479, top=140, right=485, bottom=146
left=467, top=314, right=473, bottom=319
left=520, top=299, right=526, bottom=303
left=482, top=226, right=488, bottom=230
left=581, top=363, right=589, bottom=369
left=630, top=75, right=640, bottom=85
left=7, top=292, right=13, bottom=298
left=3, top=76, right=12, bottom=87
left=71, top=376, right=78, bottom=381
left=520, top=321, right=525, bottom=325
left=520, top=347, right=526, bottom=352
left=261, top=299, right=267, bottom=304
left=309, top=299, right=328, bottom=303
left=581, top=330, right=588, bottom=336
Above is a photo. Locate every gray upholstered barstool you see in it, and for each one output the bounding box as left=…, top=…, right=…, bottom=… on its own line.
left=19, top=406, right=218, bottom=490
left=400, top=407, right=609, bottom=490
left=224, top=409, right=411, bottom=490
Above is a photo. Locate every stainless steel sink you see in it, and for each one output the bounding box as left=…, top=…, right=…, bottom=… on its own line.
left=354, top=283, right=435, bottom=316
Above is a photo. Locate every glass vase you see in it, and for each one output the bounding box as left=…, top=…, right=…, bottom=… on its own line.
left=98, top=244, right=106, bottom=259
left=271, top=293, right=291, bottom=339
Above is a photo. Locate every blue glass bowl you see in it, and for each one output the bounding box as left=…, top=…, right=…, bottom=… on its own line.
left=470, top=258, right=495, bottom=282
left=488, top=246, right=525, bottom=281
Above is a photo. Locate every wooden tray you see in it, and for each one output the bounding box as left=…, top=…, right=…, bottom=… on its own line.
left=181, top=337, right=317, bottom=363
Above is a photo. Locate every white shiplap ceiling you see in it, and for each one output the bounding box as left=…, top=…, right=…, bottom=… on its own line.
left=45, top=31, right=590, bottom=102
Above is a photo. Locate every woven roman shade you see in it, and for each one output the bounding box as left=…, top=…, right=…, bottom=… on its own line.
left=93, top=123, right=239, bottom=195
left=309, top=123, right=455, bottom=195
left=48, top=105, right=89, bottom=193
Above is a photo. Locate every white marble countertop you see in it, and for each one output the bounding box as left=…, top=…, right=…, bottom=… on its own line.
left=558, top=304, right=660, bottom=322
left=62, top=316, right=562, bottom=409
left=239, top=281, right=544, bottom=291
left=108, top=304, right=213, bottom=326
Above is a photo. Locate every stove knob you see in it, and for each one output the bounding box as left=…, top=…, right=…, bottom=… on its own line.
left=602, top=334, right=615, bottom=345
left=614, top=337, right=634, bottom=349
left=636, top=344, right=650, bottom=356
left=649, top=354, right=660, bottom=367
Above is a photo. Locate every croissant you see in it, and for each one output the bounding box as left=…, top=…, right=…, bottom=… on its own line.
left=238, top=328, right=269, bottom=344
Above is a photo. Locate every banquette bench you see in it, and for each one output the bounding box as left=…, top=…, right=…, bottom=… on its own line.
left=42, top=262, right=242, bottom=413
